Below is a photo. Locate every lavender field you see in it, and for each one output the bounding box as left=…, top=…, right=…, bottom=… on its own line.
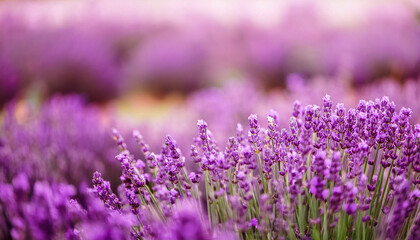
left=0, top=1, right=420, bottom=240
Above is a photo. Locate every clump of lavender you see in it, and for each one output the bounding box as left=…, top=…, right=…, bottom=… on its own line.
left=0, top=175, right=132, bottom=240
left=94, top=95, right=419, bottom=240
left=0, top=95, right=118, bottom=186
left=0, top=174, right=79, bottom=240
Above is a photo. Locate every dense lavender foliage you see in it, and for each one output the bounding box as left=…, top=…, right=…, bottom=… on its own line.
left=0, top=95, right=118, bottom=185
left=0, top=179, right=132, bottom=240
left=93, top=96, right=419, bottom=240
left=0, top=96, right=127, bottom=239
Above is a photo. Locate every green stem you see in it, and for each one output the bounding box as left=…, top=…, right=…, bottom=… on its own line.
left=144, top=185, right=165, bottom=220
left=375, top=158, right=394, bottom=220
left=204, top=171, right=212, bottom=224
left=363, top=156, right=369, bottom=175
left=228, top=168, right=234, bottom=196
left=369, top=166, right=383, bottom=217
left=256, top=149, right=268, bottom=194
left=176, top=175, right=187, bottom=198
left=337, top=211, right=348, bottom=240
left=296, top=194, right=306, bottom=236
left=369, top=144, right=381, bottom=185
left=322, top=183, right=334, bottom=240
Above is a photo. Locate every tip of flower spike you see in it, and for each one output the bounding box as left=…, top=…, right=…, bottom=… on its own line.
left=115, top=151, right=129, bottom=162
left=132, top=130, right=142, bottom=139
left=111, top=128, right=119, bottom=135
left=164, top=135, right=174, bottom=143
left=304, top=105, right=315, bottom=115
left=323, top=95, right=333, bottom=109
left=381, top=96, right=390, bottom=105
left=336, top=103, right=346, bottom=116
left=197, top=120, right=207, bottom=127
left=399, top=107, right=412, bottom=118
left=268, top=109, right=279, bottom=119
left=248, top=114, right=257, bottom=121
left=93, top=171, right=102, bottom=179
left=267, top=115, right=275, bottom=127
left=248, top=114, right=258, bottom=128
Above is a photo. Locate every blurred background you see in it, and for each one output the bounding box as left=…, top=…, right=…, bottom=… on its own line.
left=1, top=0, right=420, bottom=186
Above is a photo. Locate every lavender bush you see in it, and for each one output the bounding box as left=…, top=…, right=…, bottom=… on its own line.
left=94, top=95, right=420, bottom=239
left=0, top=95, right=118, bottom=186
left=0, top=95, right=127, bottom=239
left=0, top=177, right=132, bottom=240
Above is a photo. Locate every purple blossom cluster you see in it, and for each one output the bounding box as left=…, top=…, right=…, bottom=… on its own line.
left=93, top=95, right=420, bottom=239
left=0, top=176, right=132, bottom=240
left=0, top=174, right=79, bottom=240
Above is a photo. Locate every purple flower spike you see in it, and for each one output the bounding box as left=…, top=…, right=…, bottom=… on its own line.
left=248, top=114, right=262, bottom=152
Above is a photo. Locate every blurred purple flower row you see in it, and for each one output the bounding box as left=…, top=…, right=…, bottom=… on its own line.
left=1, top=2, right=420, bottom=104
